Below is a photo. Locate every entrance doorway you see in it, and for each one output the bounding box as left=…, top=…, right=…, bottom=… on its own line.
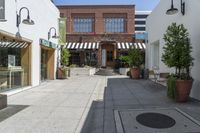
left=41, top=49, right=48, bottom=80
left=101, top=43, right=116, bottom=68
left=40, top=46, right=55, bottom=81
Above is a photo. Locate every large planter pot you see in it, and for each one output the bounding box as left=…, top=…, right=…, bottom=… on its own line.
left=70, top=68, right=96, bottom=77
left=57, top=67, right=69, bottom=79
left=0, top=94, right=7, bottom=110
left=175, top=80, right=193, bottom=102
left=131, top=68, right=140, bottom=79
left=119, top=68, right=130, bottom=75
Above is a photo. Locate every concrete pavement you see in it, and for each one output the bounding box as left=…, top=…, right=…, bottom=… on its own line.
left=0, top=76, right=106, bottom=133
left=81, top=76, right=200, bottom=133
left=0, top=75, right=200, bottom=133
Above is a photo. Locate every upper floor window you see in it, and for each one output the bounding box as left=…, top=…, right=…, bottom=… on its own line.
left=135, top=15, right=148, bottom=19
left=135, top=21, right=146, bottom=25
left=73, top=17, right=93, bottom=33
left=105, top=18, right=125, bottom=33
left=135, top=27, right=146, bottom=31
left=60, top=13, right=64, bottom=18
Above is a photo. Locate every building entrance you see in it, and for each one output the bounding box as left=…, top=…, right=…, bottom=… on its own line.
left=101, top=43, right=116, bottom=68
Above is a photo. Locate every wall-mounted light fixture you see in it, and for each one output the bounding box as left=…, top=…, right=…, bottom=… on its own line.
left=48, top=27, right=59, bottom=40
left=16, top=7, right=35, bottom=27
left=166, top=0, right=185, bottom=15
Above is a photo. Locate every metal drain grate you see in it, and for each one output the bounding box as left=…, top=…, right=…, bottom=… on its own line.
left=136, top=112, right=176, bottom=129
left=114, top=108, right=200, bottom=133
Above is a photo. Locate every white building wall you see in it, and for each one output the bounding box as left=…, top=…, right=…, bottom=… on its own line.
left=146, top=0, right=200, bottom=100
left=0, top=0, right=60, bottom=86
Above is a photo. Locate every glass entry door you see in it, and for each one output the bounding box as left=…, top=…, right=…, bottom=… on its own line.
left=41, top=49, right=48, bottom=81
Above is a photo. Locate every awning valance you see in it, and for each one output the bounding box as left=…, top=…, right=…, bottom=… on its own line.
left=0, top=41, right=28, bottom=48
left=117, top=42, right=146, bottom=50
left=63, top=42, right=100, bottom=50
left=63, top=42, right=146, bottom=50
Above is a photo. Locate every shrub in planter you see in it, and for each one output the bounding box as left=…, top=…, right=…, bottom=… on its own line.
left=128, top=48, right=143, bottom=79
left=58, top=48, right=70, bottom=79
left=162, top=23, right=194, bottom=102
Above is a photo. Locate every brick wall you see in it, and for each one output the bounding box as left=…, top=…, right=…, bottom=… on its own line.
left=58, top=5, right=135, bottom=43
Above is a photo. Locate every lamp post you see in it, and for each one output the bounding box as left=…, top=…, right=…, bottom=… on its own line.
left=16, top=7, right=35, bottom=27
left=48, top=27, right=59, bottom=40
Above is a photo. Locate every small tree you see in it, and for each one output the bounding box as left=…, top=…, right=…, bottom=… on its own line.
left=162, top=23, right=193, bottom=79
left=61, top=48, right=70, bottom=67
left=128, top=47, right=143, bottom=68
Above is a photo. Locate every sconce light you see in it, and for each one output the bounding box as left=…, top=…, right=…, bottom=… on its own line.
left=48, top=27, right=59, bottom=40
left=166, top=0, right=185, bottom=15
left=16, top=7, right=35, bottom=27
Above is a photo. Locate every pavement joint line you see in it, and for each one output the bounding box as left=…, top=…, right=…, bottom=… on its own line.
left=74, top=77, right=103, bottom=133
left=175, top=107, right=200, bottom=126
left=120, top=78, right=145, bottom=108
left=114, top=110, right=125, bottom=133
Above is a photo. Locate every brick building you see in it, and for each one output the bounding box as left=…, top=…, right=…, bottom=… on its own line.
left=57, top=5, right=146, bottom=68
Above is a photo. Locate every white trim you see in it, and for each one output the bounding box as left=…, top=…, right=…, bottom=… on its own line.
left=135, top=18, right=146, bottom=21
left=135, top=25, right=146, bottom=27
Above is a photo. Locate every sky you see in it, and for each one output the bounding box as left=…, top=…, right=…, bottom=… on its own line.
left=54, top=0, right=160, bottom=11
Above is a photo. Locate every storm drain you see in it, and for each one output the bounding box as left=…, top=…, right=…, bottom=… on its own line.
left=136, top=112, right=176, bottom=129
left=114, top=108, right=200, bottom=133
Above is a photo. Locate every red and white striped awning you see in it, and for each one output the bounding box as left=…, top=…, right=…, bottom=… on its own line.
left=0, top=41, right=29, bottom=48
left=63, top=42, right=146, bottom=50
left=117, top=42, right=146, bottom=50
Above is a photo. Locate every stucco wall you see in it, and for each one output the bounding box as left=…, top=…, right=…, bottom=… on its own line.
left=146, top=0, right=200, bottom=100
left=0, top=0, right=60, bottom=86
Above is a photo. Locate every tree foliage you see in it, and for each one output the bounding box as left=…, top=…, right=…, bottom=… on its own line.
left=61, top=48, right=70, bottom=67
left=128, top=48, right=143, bottom=67
left=162, top=23, right=193, bottom=79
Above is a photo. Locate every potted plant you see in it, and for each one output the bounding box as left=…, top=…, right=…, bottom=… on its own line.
left=119, top=55, right=130, bottom=75
left=121, top=48, right=143, bottom=79
left=162, top=23, right=194, bottom=102
left=58, top=48, right=70, bottom=79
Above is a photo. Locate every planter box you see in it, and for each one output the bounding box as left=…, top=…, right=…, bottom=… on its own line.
left=119, top=68, right=130, bottom=75
left=70, top=68, right=96, bottom=77
left=0, top=94, right=7, bottom=110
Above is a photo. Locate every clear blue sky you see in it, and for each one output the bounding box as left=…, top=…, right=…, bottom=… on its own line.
left=54, top=0, right=160, bottom=11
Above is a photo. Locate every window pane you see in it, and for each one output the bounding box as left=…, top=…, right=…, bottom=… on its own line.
left=73, top=18, right=93, bottom=33
left=105, top=18, right=125, bottom=33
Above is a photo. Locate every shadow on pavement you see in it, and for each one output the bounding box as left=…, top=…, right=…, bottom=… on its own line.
left=80, top=77, right=200, bottom=133
left=0, top=105, right=29, bottom=122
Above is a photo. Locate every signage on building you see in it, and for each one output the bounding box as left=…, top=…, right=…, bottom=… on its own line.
left=40, top=39, right=57, bottom=49
left=58, top=18, right=66, bottom=45
left=0, top=0, right=5, bottom=20
left=135, top=33, right=148, bottom=40
left=8, top=55, right=16, bottom=67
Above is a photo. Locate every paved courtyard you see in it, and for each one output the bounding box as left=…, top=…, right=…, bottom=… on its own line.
left=0, top=75, right=200, bottom=133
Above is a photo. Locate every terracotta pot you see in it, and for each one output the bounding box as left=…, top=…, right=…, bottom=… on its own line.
left=131, top=68, right=140, bottom=79
left=175, top=80, right=193, bottom=102
left=57, top=68, right=63, bottom=79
